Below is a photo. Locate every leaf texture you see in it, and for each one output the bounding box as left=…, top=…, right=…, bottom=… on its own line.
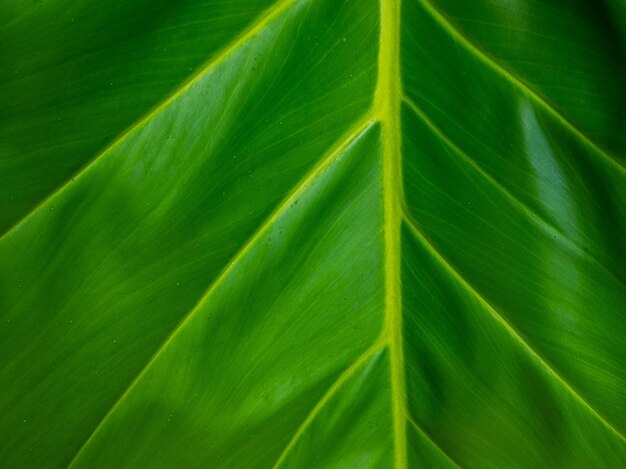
left=1, top=0, right=625, bottom=467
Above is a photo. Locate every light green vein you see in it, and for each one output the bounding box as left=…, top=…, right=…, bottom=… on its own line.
left=402, top=95, right=626, bottom=289
left=416, top=0, right=626, bottom=175
left=407, top=416, right=462, bottom=469
left=66, top=116, right=376, bottom=468
left=0, top=0, right=300, bottom=242
left=271, top=340, right=386, bottom=469
left=375, top=0, right=407, bottom=467
left=402, top=213, right=626, bottom=445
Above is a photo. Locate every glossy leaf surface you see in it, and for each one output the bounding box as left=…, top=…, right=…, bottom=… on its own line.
left=1, top=0, right=625, bottom=467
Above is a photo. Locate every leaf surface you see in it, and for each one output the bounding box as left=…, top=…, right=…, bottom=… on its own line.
left=1, top=0, right=625, bottom=467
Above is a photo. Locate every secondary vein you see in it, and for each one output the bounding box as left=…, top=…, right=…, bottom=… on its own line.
left=403, top=213, right=626, bottom=444
left=0, top=0, right=300, bottom=242
left=66, top=116, right=376, bottom=468
left=402, top=95, right=626, bottom=290
left=407, top=416, right=462, bottom=468
left=417, top=0, right=626, bottom=175
left=271, top=341, right=386, bottom=468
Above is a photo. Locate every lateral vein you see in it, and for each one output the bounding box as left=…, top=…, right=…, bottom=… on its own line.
left=66, top=116, right=376, bottom=468
left=416, top=0, right=626, bottom=174
left=0, top=0, right=300, bottom=242
left=402, top=95, right=626, bottom=290
left=402, top=213, right=626, bottom=444
left=407, top=416, right=462, bottom=469
left=271, top=341, right=386, bottom=469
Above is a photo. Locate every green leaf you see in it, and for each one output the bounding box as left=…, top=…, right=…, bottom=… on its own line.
left=1, top=0, right=625, bottom=467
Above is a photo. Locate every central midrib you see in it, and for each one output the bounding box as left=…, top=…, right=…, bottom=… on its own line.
left=375, top=0, right=407, bottom=467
